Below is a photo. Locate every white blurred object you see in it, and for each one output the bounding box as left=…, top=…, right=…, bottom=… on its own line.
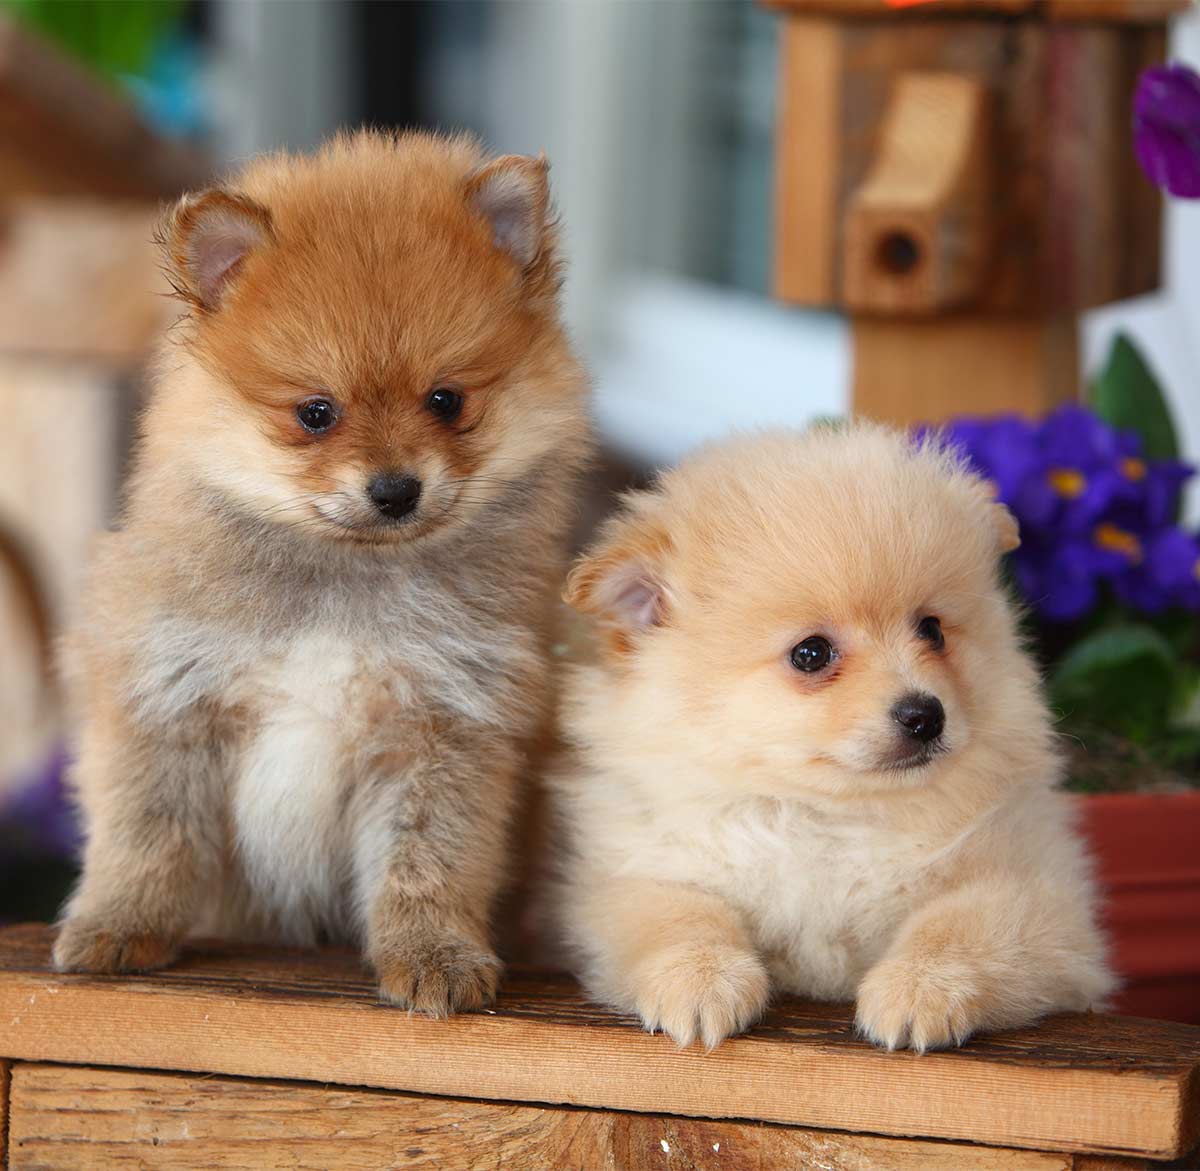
left=594, top=274, right=847, bottom=469
left=208, top=0, right=352, bottom=162
left=1083, top=8, right=1200, bottom=524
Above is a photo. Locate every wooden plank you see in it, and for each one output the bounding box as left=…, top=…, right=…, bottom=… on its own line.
left=1045, top=2, right=1190, bottom=22
left=0, top=202, right=172, bottom=363
left=1117, top=24, right=1168, bottom=298
left=0, top=926, right=1198, bottom=1159
left=5, top=1063, right=1135, bottom=1171
left=1, top=1060, right=9, bottom=1171
left=852, top=313, right=1078, bottom=425
left=761, top=0, right=1187, bottom=19
left=773, top=16, right=843, bottom=304
left=763, top=1, right=1037, bottom=14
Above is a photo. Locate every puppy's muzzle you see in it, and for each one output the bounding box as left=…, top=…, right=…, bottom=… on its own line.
left=367, top=473, right=422, bottom=520
left=891, top=692, right=945, bottom=745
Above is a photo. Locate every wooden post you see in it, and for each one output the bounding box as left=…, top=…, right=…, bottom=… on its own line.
left=766, top=0, right=1186, bottom=426
left=852, top=315, right=1078, bottom=426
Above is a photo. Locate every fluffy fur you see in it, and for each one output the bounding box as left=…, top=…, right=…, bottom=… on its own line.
left=550, top=425, right=1112, bottom=1050
left=54, top=130, right=591, bottom=1014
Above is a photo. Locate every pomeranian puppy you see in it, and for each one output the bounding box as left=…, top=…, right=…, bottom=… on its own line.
left=53, top=131, right=591, bottom=1015
left=551, top=424, right=1112, bottom=1051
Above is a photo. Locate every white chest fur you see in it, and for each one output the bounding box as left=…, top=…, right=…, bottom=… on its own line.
left=621, top=798, right=941, bottom=999
left=232, top=634, right=371, bottom=943
left=741, top=814, right=936, bottom=997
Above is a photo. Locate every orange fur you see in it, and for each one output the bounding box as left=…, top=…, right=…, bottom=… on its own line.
left=55, top=131, right=592, bottom=1016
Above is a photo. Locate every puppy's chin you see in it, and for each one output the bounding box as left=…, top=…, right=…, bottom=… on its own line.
left=874, top=741, right=950, bottom=777
left=307, top=509, right=444, bottom=548
left=286, top=487, right=476, bottom=548
left=789, top=744, right=953, bottom=797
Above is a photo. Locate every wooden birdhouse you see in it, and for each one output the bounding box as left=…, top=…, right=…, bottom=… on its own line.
left=765, top=0, right=1190, bottom=424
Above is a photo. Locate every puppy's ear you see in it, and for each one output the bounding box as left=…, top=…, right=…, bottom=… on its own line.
left=466, top=154, right=551, bottom=269
left=992, top=502, right=1020, bottom=554
left=974, top=478, right=1020, bottom=554
left=564, top=505, right=673, bottom=644
left=157, top=189, right=274, bottom=310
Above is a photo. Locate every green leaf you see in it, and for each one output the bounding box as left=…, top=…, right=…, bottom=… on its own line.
left=1089, top=333, right=1179, bottom=461
left=4, top=0, right=185, bottom=81
left=1159, top=725, right=1200, bottom=769
left=1049, top=623, right=1179, bottom=743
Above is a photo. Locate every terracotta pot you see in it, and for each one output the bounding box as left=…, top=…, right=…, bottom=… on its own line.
left=1078, top=791, right=1200, bottom=1023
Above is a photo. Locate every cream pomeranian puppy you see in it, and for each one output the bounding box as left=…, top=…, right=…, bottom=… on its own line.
left=52, top=131, right=591, bottom=1014
left=551, top=425, right=1112, bottom=1051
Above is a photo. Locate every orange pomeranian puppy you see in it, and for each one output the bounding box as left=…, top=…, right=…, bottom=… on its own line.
left=53, top=131, right=591, bottom=1014
left=551, top=425, right=1112, bottom=1051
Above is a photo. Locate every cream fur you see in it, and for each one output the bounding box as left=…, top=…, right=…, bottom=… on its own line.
left=551, top=425, right=1113, bottom=1051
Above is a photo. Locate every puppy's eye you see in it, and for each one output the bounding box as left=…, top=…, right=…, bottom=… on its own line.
left=789, top=636, right=835, bottom=673
left=296, top=397, right=338, bottom=434
left=916, top=616, right=945, bottom=650
left=427, top=385, right=463, bottom=422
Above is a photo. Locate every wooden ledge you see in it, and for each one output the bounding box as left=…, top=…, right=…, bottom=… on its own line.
left=760, top=1, right=1191, bottom=22
left=1, top=924, right=1198, bottom=1161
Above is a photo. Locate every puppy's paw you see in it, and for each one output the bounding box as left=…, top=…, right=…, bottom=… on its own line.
left=53, top=917, right=179, bottom=975
left=856, top=956, right=985, bottom=1053
left=376, top=932, right=502, bottom=1017
left=633, top=941, right=769, bottom=1050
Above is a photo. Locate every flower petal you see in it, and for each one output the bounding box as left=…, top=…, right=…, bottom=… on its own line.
left=1133, top=64, right=1200, bottom=199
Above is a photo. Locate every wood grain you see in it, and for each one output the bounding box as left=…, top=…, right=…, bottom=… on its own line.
left=773, top=16, right=843, bottom=303
left=1045, top=1, right=1191, bottom=22
left=770, top=15, right=1166, bottom=314
left=762, top=1, right=1038, bottom=14
left=7, top=1063, right=1148, bottom=1171
left=843, top=70, right=991, bottom=313
left=761, top=1, right=1188, bottom=19
left=0, top=202, right=172, bottom=363
left=1, top=925, right=1198, bottom=1160
left=1, top=1060, right=9, bottom=1171
left=852, top=313, right=1078, bottom=424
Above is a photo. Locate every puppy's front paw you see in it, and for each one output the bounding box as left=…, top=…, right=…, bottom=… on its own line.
left=53, top=917, right=179, bottom=975
left=376, top=932, right=501, bottom=1017
left=856, top=955, right=985, bottom=1053
left=633, top=941, right=769, bottom=1050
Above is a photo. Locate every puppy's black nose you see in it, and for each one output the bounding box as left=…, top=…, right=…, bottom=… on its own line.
left=367, top=473, right=422, bottom=519
left=891, top=693, right=945, bottom=743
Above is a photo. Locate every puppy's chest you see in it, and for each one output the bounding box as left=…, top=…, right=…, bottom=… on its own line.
left=699, top=813, right=939, bottom=988
left=229, top=633, right=415, bottom=927
left=759, top=821, right=925, bottom=915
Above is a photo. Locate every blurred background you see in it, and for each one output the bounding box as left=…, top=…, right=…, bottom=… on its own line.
left=0, top=0, right=1197, bottom=1020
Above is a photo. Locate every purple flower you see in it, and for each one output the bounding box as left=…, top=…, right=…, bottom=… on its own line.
left=1012, top=539, right=1105, bottom=622
left=1134, top=64, right=1200, bottom=199
left=929, top=406, right=1198, bottom=622
left=1107, top=455, right=1193, bottom=531
left=1113, top=528, right=1200, bottom=614
left=939, top=415, right=1040, bottom=506
left=1018, top=405, right=1127, bottom=534
left=0, top=747, right=79, bottom=861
